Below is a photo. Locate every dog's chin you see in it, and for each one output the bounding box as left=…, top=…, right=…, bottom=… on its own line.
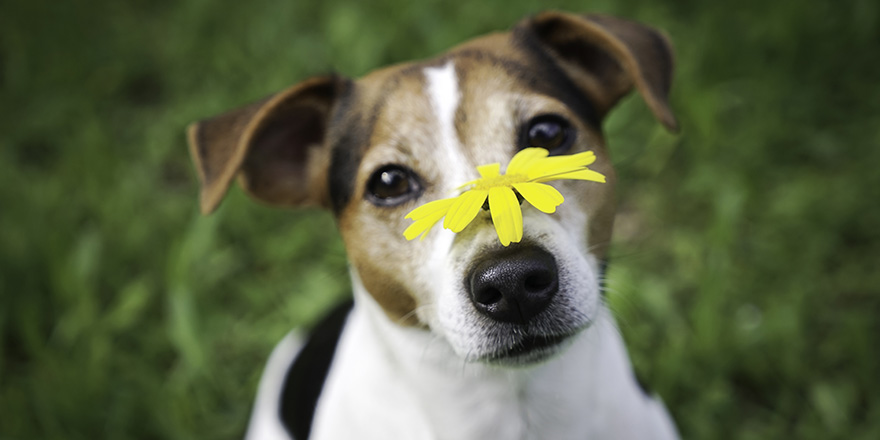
left=476, top=329, right=584, bottom=367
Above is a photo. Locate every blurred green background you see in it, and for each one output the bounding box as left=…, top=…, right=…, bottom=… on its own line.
left=2, top=0, right=878, bottom=438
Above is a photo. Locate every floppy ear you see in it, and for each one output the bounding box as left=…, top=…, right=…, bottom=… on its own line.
left=187, top=76, right=346, bottom=214
left=521, top=11, right=678, bottom=131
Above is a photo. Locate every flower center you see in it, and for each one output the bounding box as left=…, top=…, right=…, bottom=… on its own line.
left=471, top=173, right=529, bottom=191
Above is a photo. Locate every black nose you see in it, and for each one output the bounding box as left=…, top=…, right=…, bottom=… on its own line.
left=468, top=247, right=558, bottom=324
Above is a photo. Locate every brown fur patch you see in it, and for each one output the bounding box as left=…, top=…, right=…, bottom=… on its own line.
left=333, top=70, right=435, bottom=326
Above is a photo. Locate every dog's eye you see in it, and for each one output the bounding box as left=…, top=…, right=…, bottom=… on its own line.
left=366, top=165, right=423, bottom=206
left=522, top=115, right=574, bottom=154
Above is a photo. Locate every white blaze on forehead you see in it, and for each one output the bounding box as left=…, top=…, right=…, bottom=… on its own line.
left=424, top=61, right=461, bottom=150
left=416, top=61, right=471, bottom=328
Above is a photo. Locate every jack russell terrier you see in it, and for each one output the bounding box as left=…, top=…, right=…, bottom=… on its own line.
left=188, top=11, right=679, bottom=440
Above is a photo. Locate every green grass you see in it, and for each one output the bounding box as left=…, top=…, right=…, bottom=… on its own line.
left=2, top=0, right=878, bottom=438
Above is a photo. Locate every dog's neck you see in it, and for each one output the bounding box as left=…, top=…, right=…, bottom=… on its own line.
left=309, top=270, right=678, bottom=440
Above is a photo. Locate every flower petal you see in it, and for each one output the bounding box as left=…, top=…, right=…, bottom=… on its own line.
left=488, top=187, right=523, bottom=246
left=405, top=197, right=455, bottom=221
left=513, top=182, right=564, bottom=214
left=403, top=198, right=455, bottom=241
left=443, top=189, right=488, bottom=232
left=533, top=168, right=607, bottom=183
left=507, top=147, right=549, bottom=175
left=526, top=151, right=597, bottom=181
left=404, top=209, right=448, bottom=240
left=477, top=163, right=501, bottom=178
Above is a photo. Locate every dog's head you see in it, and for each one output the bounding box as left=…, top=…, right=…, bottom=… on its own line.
left=188, top=12, right=677, bottom=366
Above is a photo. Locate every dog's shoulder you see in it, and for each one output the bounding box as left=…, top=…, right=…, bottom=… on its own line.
left=244, top=300, right=354, bottom=440
left=280, top=300, right=354, bottom=439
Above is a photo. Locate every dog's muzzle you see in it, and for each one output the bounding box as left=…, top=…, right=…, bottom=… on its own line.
left=467, top=246, right=558, bottom=325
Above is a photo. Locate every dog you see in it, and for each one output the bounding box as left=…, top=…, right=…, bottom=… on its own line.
left=187, top=11, right=679, bottom=440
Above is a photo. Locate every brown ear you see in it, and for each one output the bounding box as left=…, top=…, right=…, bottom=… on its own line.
left=522, top=12, right=678, bottom=131
left=187, top=76, right=346, bottom=214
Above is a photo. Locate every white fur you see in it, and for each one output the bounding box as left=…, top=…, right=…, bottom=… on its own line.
left=424, top=61, right=461, bottom=153
left=244, top=331, right=303, bottom=440
left=309, top=272, right=678, bottom=440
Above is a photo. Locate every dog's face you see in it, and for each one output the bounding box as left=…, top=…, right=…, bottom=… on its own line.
left=188, top=12, right=677, bottom=366
left=337, top=45, right=619, bottom=365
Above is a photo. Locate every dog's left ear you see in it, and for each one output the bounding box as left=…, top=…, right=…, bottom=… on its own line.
left=187, top=76, right=346, bottom=214
left=521, top=12, right=678, bottom=131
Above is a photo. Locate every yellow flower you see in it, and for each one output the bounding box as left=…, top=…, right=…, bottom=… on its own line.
left=403, top=147, right=606, bottom=246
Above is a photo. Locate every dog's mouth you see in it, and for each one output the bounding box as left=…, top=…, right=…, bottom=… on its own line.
left=482, top=332, right=576, bottom=366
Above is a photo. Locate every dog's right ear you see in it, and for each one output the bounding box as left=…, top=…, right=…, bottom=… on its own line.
left=187, top=76, right=346, bottom=214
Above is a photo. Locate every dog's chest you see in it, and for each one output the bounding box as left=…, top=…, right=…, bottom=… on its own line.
left=308, top=307, right=567, bottom=440
left=308, top=297, right=677, bottom=440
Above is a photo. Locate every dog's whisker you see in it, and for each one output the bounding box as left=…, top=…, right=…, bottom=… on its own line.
left=396, top=303, right=436, bottom=327
left=419, top=331, right=446, bottom=366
